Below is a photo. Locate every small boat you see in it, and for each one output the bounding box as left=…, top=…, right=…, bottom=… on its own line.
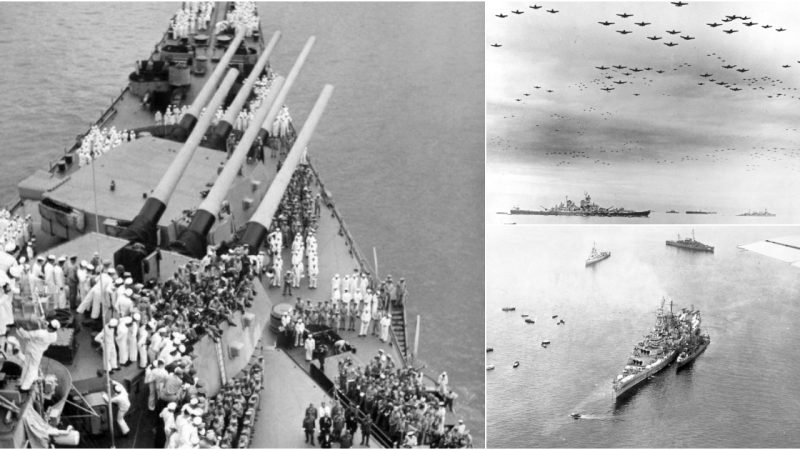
left=570, top=413, right=582, bottom=419
left=541, top=340, right=551, bottom=347
left=486, top=365, right=496, bottom=371
left=666, top=209, right=679, bottom=214
left=557, top=319, right=565, bottom=325
left=524, top=318, right=535, bottom=324
left=513, top=361, right=520, bottom=368
left=502, top=307, right=517, bottom=312
left=521, top=314, right=529, bottom=317
left=552, top=315, right=558, bottom=319
left=486, top=347, right=494, bottom=353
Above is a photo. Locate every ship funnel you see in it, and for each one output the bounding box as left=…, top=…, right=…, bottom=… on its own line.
left=168, top=75, right=287, bottom=257
left=170, top=29, right=246, bottom=141
left=252, top=36, right=316, bottom=159
left=207, top=31, right=282, bottom=149
left=119, top=68, right=240, bottom=248
left=239, top=84, right=334, bottom=253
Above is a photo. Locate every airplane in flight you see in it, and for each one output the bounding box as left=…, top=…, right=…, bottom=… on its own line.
left=635, top=21, right=651, bottom=26
left=723, top=29, right=739, bottom=34
left=707, top=22, right=722, bottom=27
left=530, top=4, right=542, bottom=9
left=496, top=13, right=508, bottom=18
left=512, top=9, right=524, bottom=14
left=744, top=22, right=758, bottom=27
left=666, top=29, right=681, bottom=34
left=664, top=42, right=678, bottom=47
left=776, top=28, right=787, bottom=32
left=701, top=73, right=712, bottom=77
left=547, top=9, right=559, bottom=14
left=740, top=16, right=751, bottom=20
left=491, top=43, right=502, bottom=47
left=647, top=36, right=662, bottom=40
left=671, top=1, right=688, bottom=6
left=598, top=20, right=614, bottom=26
left=613, top=80, right=627, bottom=84
left=612, top=65, right=626, bottom=69
left=762, top=25, right=772, bottom=29
left=616, top=13, right=633, bottom=18
left=681, top=35, right=695, bottom=40
left=731, top=87, right=742, bottom=91
left=605, top=75, right=614, bottom=79
left=596, top=65, right=610, bottom=70
left=601, top=87, right=615, bottom=92
left=630, top=67, right=643, bottom=72
left=737, top=68, right=749, bottom=73
left=722, top=64, right=737, bottom=69
left=617, top=30, right=632, bottom=34
left=782, top=65, right=791, bottom=68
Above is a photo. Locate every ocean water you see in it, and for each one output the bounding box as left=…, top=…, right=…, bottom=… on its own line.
left=487, top=224, right=800, bottom=447
left=0, top=2, right=485, bottom=444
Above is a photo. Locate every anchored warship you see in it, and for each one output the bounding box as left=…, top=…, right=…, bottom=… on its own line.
left=0, top=3, right=441, bottom=447
left=510, top=192, right=650, bottom=217
left=737, top=209, right=776, bottom=217
left=666, top=230, right=714, bottom=253
left=585, top=242, right=610, bottom=266
left=675, top=306, right=710, bottom=371
left=612, top=299, right=680, bottom=401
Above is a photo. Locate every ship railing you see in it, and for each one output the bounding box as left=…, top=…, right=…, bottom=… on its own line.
left=305, top=160, right=410, bottom=367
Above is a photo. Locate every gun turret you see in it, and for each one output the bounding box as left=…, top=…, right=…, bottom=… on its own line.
left=168, top=36, right=318, bottom=258
left=239, top=84, right=334, bottom=253
left=170, top=29, right=246, bottom=141
left=114, top=69, right=240, bottom=280
left=206, top=31, right=282, bottom=149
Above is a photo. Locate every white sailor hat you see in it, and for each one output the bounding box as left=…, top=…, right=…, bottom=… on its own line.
left=124, top=277, right=133, bottom=285
left=114, top=384, right=123, bottom=393
left=109, top=318, right=119, bottom=327
left=107, top=268, right=116, bottom=274
left=47, top=254, right=56, bottom=261
left=4, top=242, right=16, bottom=253
left=6, top=336, right=19, bottom=347
left=49, top=320, right=61, bottom=330
left=167, top=402, right=177, bottom=411
left=120, top=316, right=132, bottom=326
left=86, top=264, right=95, bottom=271
left=192, top=416, right=203, bottom=426
left=58, top=256, right=66, bottom=263
left=125, top=288, right=133, bottom=296
left=133, top=312, right=141, bottom=321
left=18, top=256, right=26, bottom=264
left=8, top=266, right=21, bottom=278
left=79, top=260, right=87, bottom=268
left=190, top=435, right=200, bottom=445
left=178, top=344, right=186, bottom=353
left=115, top=278, right=124, bottom=286
left=190, top=397, right=199, bottom=406
left=36, top=255, right=44, bottom=262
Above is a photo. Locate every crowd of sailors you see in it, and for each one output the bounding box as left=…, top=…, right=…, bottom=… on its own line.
left=217, top=2, right=260, bottom=37
left=170, top=2, right=214, bottom=40
left=0, top=211, right=33, bottom=266
left=77, top=125, right=137, bottom=166
left=302, top=350, right=471, bottom=448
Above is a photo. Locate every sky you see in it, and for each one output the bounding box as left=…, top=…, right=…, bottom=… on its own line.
left=486, top=2, right=800, bottom=219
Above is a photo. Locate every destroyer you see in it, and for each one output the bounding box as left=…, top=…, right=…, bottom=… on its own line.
left=676, top=306, right=710, bottom=371
left=510, top=192, right=650, bottom=217
left=612, top=299, right=680, bottom=401
left=666, top=230, right=714, bottom=252
left=585, top=242, right=610, bottom=266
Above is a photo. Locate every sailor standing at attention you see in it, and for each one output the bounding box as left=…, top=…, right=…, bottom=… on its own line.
left=128, top=313, right=140, bottom=366
left=54, top=256, right=66, bottom=309
left=16, top=319, right=60, bottom=392
left=304, top=335, right=315, bottom=362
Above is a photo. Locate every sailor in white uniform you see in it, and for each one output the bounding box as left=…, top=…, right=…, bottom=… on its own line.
left=95, top=318, right=120, bottom=372
left=103, top=381, right=131, bottom=436
left=17, top=320, right=60, bottom=391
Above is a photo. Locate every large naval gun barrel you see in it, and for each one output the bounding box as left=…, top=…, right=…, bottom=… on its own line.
left=168, top=75, right=286, bottom=257
left=252, top=36, right=316, bottom=155
left=171, top=29, right=245, bottom=141
left=240, top=84, right=334, bottom=253
left=119, top=68, right=240, bottom=249
left=206, top=31, right=282, bottom=149
left=168, top=38, right=317, bottom=257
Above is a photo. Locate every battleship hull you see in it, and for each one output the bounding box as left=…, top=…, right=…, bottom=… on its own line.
left=665, top=241, right=714, bottom=252
left=510, top=209, right=650, bottom=217
left=612, top=350, right=677, bottom=401
left=676, top=339, right=710, bottom=371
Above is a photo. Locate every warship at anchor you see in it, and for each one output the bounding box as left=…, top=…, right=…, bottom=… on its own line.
left=509, top=193, right=650, bottom=217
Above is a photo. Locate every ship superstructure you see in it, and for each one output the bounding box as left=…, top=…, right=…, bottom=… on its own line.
left=737, top=209, right=776, bottom=217
left=585, top=242, right=611, bottom=266
left=676, top=306, right=710, bottom=370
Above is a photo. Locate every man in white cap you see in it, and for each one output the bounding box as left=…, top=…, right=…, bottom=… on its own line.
left=116, top=316, right=130, bottom=366
left=159, top=401, right=177, bottom=447
left=116, top=288, right=134, bottom=318
left=359, top=304, right=371, bottom=337
left=145, top=359, right=168, bottom=411
left=44, top=255, right=56, bottom=305
left=0, top=243, right=18, bottom=281
left=128, top=313, right=140, bottom=366
left=304, top=334, right=315, bottom=362
left=76, top=261, right=89, bottom=303
left=16, top=319, right=60, bottom=392
left=0, top=283, right=13, bottom=341
left=103, top=380, right=130, bottom=436
left=54, top=256, right=67, bottom=309
left=76, top=274, right=104, bottom=323
left=95, top=318, right=119, bottom=372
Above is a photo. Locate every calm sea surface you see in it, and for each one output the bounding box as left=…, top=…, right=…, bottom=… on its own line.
left=0, top=3, right=485, bottom=443
left=487, top=224, right=800, bottom=447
